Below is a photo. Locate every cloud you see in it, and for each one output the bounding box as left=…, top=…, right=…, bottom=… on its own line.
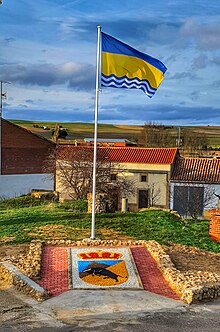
left=212, top=80, right=220, bottom=88
left=0, top=62, right=95, bottom=91
left=179, top=19, right=220, bottom=51
left=25, top=99, right=35, bottom=104
left=57, top=15, right=220, bottom=52
left=168, top=72, right=196, bottom=80
left=18, top=104, right=28, bottom=108
left=4, top=37, right=16, bottom=45
left=5, top=102, right=220, bottom=126
left=190, top=91, right=200, bottom=101
left=212, top=56, right=220, bottom=66
left=191, top=54, right=208, bottom=70
left=97, top=104, right=220, bottom=125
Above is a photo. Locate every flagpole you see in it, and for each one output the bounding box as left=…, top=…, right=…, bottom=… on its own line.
left=91, top=25, right=102, bottom=239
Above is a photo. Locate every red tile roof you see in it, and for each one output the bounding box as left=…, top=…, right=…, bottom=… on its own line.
left=171, top=157, right=220, bottom=183
left=57, top=146, right=178, bottom=165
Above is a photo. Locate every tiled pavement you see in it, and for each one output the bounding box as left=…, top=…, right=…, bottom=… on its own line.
left=39, top=247, right=69, bottom=297
left=131, top=247, right=180, bottom=300
left=38, top=246, right=180, bottom=300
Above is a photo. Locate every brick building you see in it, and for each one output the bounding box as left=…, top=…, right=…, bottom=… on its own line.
left=0, top=119, right=56, bottom=199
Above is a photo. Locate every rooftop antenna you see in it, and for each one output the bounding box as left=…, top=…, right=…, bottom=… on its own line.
left=0, top=80, right=11, bottom=175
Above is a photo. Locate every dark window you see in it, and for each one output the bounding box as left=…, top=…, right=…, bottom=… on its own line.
left=140, top=175, right=147, bottom=182
left=111, top=174, right=117, bottom=181
left=138, top=190, right=149, bottom=209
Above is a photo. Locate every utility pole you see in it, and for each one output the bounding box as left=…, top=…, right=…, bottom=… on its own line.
left=0, top=80, right=10, bottom=175
left=176, top=126, right=181, bottom=147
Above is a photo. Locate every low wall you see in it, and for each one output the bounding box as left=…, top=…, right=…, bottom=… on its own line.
left=1, top=239, right=220, bottom=304
left=0, top=240, right=48, bottom=301
left=145, top=240, right=220, bottom=304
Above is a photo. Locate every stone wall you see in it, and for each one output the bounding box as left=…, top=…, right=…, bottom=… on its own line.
left=4, top=240, right=43, bottom=279
left=1, top=239, right=220, bottom=304
left=145, top=240, right=220, bottom=304
left=87, top=193, right=107, bottom=213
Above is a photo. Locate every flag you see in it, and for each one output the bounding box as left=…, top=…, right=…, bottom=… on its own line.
left=101, top=32, right=167, bottom=98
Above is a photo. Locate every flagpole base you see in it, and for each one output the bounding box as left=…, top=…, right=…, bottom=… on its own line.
left=82, top=238, right=101, bottom=244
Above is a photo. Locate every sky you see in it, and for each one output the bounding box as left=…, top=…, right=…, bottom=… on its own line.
left=0, top=0, right=220, bottom=126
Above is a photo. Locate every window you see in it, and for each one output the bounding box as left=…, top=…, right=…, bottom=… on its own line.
left=140, top=175, right=147, bottom=182
left=111, top=174, right=117, bottom=181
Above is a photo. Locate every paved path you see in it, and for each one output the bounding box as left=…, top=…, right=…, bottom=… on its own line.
left=39, top=247, right=69, bottom=296
left=1, top=287, right=220, bottom=331
left=38, top=246, right=180, bottom=300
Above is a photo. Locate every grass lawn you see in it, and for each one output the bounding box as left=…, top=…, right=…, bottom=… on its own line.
left=0, top=198, right=219, bottom=253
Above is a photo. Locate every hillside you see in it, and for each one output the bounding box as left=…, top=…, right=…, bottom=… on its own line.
left=9, top=119, right=220, bottom=148
left=10, top=120, right=142, bottom=142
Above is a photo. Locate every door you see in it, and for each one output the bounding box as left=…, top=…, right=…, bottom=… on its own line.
left=138, top=190, right=149, bottom=209
left=173, top=185, right=204, bottom=217
left=173, top=186, right=189, bottom=217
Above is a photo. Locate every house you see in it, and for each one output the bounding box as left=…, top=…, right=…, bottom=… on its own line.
left=83, top=138, right=137, bottom=147
left=0, top=119, right=56, bottom=199
left=56, top=145, right=179, bottom=211
left=170, top=157, right=220, bottom=218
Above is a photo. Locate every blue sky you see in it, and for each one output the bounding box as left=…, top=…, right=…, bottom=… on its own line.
left=1, top=0, right=220, bottom=125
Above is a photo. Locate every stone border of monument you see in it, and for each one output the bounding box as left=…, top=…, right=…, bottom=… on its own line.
left=0, top=239, right=220, bottom=304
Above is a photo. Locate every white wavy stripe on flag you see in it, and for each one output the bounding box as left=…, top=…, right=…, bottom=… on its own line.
left=101, top=77, right=156, bottom=96
left=101, top=75, right=156, bottom=94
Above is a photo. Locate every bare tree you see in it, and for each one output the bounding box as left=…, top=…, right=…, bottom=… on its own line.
left=136, top=122, right=208, bottom=155
left=137, top=122, right=175, bottom=148
left=181, top=128, right=208, bottom=155
left=147, top=182, right=161, bottom=207
left=44, top=147, right=135, bottom=207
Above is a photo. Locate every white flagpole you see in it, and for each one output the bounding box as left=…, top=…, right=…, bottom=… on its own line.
left=91, top=25, right=102, bottom=239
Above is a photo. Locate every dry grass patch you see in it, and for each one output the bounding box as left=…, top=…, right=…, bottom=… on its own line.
left=24, top=225, right=134, bottom=242
left=24, top=225, right=90, bottom=240
left=164, top=244, right=220, bottom=275
left=0, top=236, right=16, bottom=244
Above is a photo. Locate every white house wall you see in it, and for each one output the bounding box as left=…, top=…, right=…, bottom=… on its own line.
left=125, top=171, right=168, bottom=207
left=0, top=174, right=54, bottom=199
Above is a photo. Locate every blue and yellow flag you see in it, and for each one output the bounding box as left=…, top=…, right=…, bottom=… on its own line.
left=101, top=32, right=167, bottom=98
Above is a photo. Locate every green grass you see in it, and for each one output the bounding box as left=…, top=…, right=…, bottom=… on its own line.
left=0, top=200, right=219, bottom=253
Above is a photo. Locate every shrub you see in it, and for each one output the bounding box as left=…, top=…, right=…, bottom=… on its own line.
left=57, top=199, right=88, bottom=213
left=0, top=196, right=47, bottom=210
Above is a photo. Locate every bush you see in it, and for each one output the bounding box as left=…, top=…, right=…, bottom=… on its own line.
left=57, top=199, right=88, bottom=213
left=0, top=196, right=47, bottom=210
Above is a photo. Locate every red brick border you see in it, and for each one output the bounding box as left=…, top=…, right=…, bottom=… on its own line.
left=131, top=247, right=180, bottom=300
left=209, top=215, right=220, bottom=242
left=38, top=247, right=69, bottom=297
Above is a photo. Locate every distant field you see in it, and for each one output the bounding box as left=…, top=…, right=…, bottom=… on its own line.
left=10, top=119, right=220, bottom=147
left=10, top=119, right=142, bottom=141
